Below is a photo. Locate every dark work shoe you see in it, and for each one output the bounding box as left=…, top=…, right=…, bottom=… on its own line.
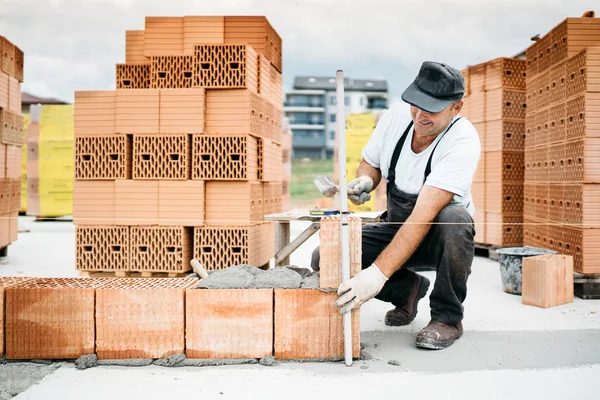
left=415, top=320, right=463, bottom=350
left=384, top=274, right=430, bottom=326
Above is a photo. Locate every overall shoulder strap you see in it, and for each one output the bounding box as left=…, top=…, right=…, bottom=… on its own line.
left=387, top=121, right=413, bottom=185
left=424, top=117, right=462, bottom=182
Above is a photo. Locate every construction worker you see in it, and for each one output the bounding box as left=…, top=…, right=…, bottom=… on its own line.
left=312, top=61, right=480, bottom=350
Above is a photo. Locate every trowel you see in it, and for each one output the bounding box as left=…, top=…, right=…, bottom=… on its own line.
left=190, top=259, right=209, bottom=280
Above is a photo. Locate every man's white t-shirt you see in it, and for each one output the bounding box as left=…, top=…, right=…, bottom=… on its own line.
left=362, top=105, right=481, bottom=216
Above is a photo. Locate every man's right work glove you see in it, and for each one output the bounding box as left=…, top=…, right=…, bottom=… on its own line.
left=347, top=176, right=374, bottom=205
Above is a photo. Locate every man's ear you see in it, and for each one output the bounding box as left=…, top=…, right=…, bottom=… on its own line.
left=454, top=100, right=464, bottom=113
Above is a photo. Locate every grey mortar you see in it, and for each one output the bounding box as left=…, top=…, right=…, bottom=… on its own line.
left=153, top=354, right=186, bottom=367
left=250, top=267, right=303, bottom=289
left=195, top=266, right=255, bottom=289
left=97, top=359, right=154, bottom=367
left=300, top=272, right=320, bottom=289
left=388, top=360, right=402, bottom=366
left=259, top=356, right=276, bottom=366
left=0, top=362, right=59, bottom=400
left=182, top=358, right=258, bottom=367
left=284, top=266, right=313, bottom=278
left=75, top=354, right=98, bottom=370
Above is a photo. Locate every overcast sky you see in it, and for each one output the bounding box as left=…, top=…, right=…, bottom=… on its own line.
left=1, top=0, right=598, bottom=105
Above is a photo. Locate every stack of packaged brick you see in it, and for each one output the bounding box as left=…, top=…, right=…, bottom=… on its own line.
left=460, top=58, right=527, bottom=247
left=523, top=16, right=600, bottom=274
left=0, top=36, right=24, bottom=254
left=73, top=16, right=283, bottom=275
left=26, top=104, right=74, bottom=218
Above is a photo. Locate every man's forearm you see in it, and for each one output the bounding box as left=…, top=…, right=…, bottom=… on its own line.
left=373, top=215, right=432, bottom=278
left=356, top=159, right=382, bottom=190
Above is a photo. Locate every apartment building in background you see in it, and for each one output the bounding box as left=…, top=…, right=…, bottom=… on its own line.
left=284, top=76, right=388, bottom=159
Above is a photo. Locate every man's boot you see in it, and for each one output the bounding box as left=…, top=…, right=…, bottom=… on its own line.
left=415, top=320, right=463, bottom=350
left=384, top=274, right=430, bottom=326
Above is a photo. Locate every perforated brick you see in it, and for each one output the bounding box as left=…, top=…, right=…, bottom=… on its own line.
left=552, top=18, right=600, bottom=66
left=0, top=277, right=35, bottom=358
left=0, top=71, right=8, bottom=110
left=319, top=216, right=362, bottom=289
left=194, top=44, right=258, bottom=91
left=4, top=278, right=112, bottom=359
left=159, top=88, right=205, bottom=134
left=484, top=151, right=524, bottom=183
left=130, top=227, right=192, bottom=273
left=485, top=182, right=523, bottom=214
left=8, top=76, right=20, bottom=113
left=525, top=112, right=536, bottom=149
left=485, top=120, right=525, bottom=152
left=536, top=70, right=550, bottom=110
left=115, top=89, right=159, bottom=134
left=274, top=289, right=360, bottom=360
left=526, top=75, right=537, bottom=112
left=535, top=146, right=549, bottom=182
left=75, top=135, right=131, bottom=179
left=546, top=223, right=565, bottom=253
left=96, top=277, right=197, bottom=359
left=548, top=184, right=564, bottom=223
left=73, top=180, right=115, bottom=225
left=115, top=180, right=159, bottom=225
left=192, top=134, right=258, bottom=180
left=158, top=180, right=204, bottom=226
left=485, top=89, right=527, bottom=121
left=0, top=36, right=15, bottom=76
left=116, top=64, right=150, bottom=89
left=524, top=183, right=535, bottom=218
left=535, top=109, right=549, bottom=147
left=194, top=223, right=274, bottom=270
left=534, top=219, right=550, bottom=249
left=5, top=144, right=21, bottom=179
left=204, top=89, right=265, bottom=135
left=144, top=16, right=184, bottom=57
left=535, top=184, right=549, bottom=220
left=548, top=61, right=567, bottom=106
left=258, top=138, right=282, bottom=182
left=183, top=16, right=225, bottom=54
left=186, top=288, right=273, bottom=359
left=548, top=102, right=566, bottom=144
left=205, top=181, right=264, bottom=225
left=76, top=226, right=129, bottom=272
left=485, top=58, right=526, bottom=91
left=74, top=91, right=116, bottom=136
left=125, top=30, right=149, bottom=64
left=14, top=46, right=23, bottom=82
left=523, top=217, right=536, bottom=247
left=537, top=33, right=552, bottom=74
left=224, top=16, right=282, bottom=72
left=133, top=134, right=190, bottom=180
left=263, top=182, right=283, bottom=215
left=562, top=226, right=600, bottom=274
left=564, top=139, right=584, bottom=182
left=151, top=55, right=194, bottom=89
left=0, top=108, right=24, bottom=145
left=485, top=212, right=523, bottom=247
left=547, top=142, right=565, bottom=183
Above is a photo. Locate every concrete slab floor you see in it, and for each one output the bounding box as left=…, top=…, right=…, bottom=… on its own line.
left=1, top=216, right=600, bottom=399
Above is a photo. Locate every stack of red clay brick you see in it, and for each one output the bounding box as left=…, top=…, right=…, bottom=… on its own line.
left=281, top=117, right=292, bottom=209
left=460, top=58, right=527, bottom=247
left=0, top=36, right=24, bottom=255
left=523, top=16, right=600, bottom=275
left=73, top=16, right=285, bottom=276
left=0, top=274, right=359, bottom=360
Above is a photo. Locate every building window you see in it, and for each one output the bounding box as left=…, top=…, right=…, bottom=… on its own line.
left=330, top=131, right=335, bottom=140
left=359, top=97, right=364, bottom=106
left=344, top=96, right=350, bottom=106
left=330, top=114, right=336, bottom=123
left=330, top=96, right=336, bottom=105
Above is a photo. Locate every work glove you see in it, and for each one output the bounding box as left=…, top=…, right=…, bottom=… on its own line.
left=334, top=264, right=388, bottom=315
left=347, top=176, right=374, bottom=205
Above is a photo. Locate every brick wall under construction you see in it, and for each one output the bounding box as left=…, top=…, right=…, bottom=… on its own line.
left=0, top=35, right=24, bottom=253
left=461, top=57, right=527, bottom=247
left=523, top=17, right=600, bottom=274
left=73, top=16, right=285, bottom=274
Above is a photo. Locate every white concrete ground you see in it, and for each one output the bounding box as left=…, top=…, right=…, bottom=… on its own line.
left=1, top=216, right=600, bottom=400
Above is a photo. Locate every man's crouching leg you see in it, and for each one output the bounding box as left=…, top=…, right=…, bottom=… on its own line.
left=416, top=205, right=475, bottom=350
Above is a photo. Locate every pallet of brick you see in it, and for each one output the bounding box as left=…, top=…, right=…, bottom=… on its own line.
left=4, top=278, right=112, bottom=359
left=183, top=16, right=225, bottom=53
left=144, top=16, right=184, bottom=57
left=186, top=288, right=273, bottom=358
left=129, top=226, right=193, bottom=275
left=194, top=43, right=258, bottom=91
left=274, top=289, right=360, bottom=360
left=76, top=225, right=130, bottom=274
left=95, top=278, right=197, bottom=359
left=0, top=277, right=34, bottom=357
left=522, top=254, right=574, bottom=308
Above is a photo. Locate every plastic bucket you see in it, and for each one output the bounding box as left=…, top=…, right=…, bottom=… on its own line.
left=495, top=246, right=557, bottom=295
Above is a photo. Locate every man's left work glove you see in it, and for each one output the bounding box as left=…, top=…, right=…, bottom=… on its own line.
left=347, top=176, right=374, bottom=205
left=334, top=264, right=388, bottom=315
